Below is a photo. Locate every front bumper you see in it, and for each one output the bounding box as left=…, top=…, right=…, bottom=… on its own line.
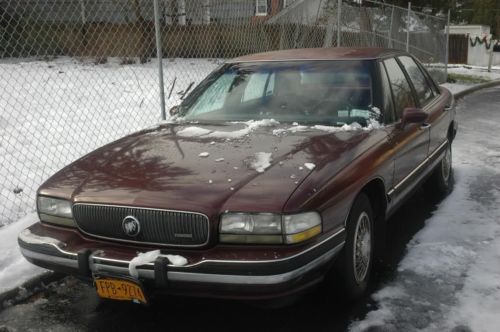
left=18, top=222, right=345, bottom=300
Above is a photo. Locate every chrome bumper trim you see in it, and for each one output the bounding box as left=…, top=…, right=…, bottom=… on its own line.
left=20, top=248, right=79, bottom=269
left=20, top=242, right=343, bottom=285
left=19, top=227, right=345, bottom=285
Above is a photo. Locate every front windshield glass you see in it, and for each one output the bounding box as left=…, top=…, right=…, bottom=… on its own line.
left=181, top=60, right=376, bottom=127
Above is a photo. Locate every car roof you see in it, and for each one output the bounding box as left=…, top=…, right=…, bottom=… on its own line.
left=228, top=47, right=403, bottom=63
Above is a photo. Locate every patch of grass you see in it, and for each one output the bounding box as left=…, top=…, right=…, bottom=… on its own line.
left=447, top=73, right=491, bottom=84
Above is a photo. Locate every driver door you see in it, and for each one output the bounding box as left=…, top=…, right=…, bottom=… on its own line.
left=381, top=57, right=430, bottom=203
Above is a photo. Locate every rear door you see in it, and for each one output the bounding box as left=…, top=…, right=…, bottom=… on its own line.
left=381, top=57, right=429, bottom=200
left=397, top=56, right=449, bottom=155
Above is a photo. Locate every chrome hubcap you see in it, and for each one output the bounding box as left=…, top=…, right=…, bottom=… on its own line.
left=441, top=145, right=452, bottom=183
left=353, top=212, right=371, bottom=283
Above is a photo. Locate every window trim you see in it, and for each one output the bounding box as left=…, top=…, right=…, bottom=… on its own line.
left=397, top=55, right=437, bottom=108
left=413, top=57, right=441, bottom=96
left=394, top=56, right=421, bottom=108
left=378, top=60, right=397, bottom=124
left=255, top=0, right=268, bottom=16
left=382, top=56, right=417, bottom=120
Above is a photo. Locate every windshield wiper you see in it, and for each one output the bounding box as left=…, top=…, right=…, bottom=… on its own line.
left=179, top=82, right=195, bottom=100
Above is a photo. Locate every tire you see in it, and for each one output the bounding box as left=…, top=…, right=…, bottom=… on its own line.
left=425, top=142, right=453, bottom=197
left=332, top=192, right=374, bottom=300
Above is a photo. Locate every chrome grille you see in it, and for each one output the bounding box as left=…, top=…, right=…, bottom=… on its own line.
left=72, top=204, right=209, bottom=247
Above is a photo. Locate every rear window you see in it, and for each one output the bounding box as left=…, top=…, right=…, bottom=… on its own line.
left=383, top=58, right=416, bottom=120
left=398, top=56, right=435, bottom=106
left=181, top=60, right=377, bottom=127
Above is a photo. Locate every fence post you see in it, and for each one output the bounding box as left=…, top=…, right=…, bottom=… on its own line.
left=153, top=0, right=167, bottom=120
left=445, top=9, right=450, bottom=80
left=388, top=5, right=394, bottom=48
left=79, top=0, right=86, bottom=25
left=406, top=2, right=411, bottom=52
left=337, top=0, right=341, bottom=47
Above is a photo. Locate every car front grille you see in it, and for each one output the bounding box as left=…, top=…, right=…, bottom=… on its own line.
left=72, top=204, right=209, bottom=247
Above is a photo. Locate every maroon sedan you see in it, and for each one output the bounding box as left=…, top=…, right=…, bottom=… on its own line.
left=19, top=48, right=456, bottom=304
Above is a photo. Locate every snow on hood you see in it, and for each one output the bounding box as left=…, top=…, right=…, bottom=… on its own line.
left=176, top=119, right=280, bottom=139
left=273, top=119, right=383, bottom=136
left=250, top=152, right=273, bottom=173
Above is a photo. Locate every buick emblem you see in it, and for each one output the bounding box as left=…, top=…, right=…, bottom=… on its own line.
left=122, top=215, right=141, bottom=237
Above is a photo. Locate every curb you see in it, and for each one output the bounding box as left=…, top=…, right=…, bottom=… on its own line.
left=0, top=271, right=64, bottom=310
left=452, top=79, right=500, bottom=100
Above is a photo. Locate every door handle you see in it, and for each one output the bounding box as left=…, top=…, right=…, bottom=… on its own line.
left=444, top=105, right=452, bottom=112
left=420, top=123, right=431, bottom=130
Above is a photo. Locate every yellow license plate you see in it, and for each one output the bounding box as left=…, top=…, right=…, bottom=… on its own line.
left=95, top=278, right=147, bottom=304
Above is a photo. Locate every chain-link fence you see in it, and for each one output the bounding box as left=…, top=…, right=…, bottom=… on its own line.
left=0, top=0, right=448, bottom=226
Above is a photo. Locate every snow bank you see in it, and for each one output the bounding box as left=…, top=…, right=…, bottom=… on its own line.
left=0, top=213, right=45, bottom=293
left=0, top=58, right=220, bottom=227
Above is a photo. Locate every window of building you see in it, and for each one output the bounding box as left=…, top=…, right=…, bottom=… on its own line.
left=256, top=0, right=268, bottom=16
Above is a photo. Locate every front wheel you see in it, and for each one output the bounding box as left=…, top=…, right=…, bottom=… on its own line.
left=332, top=193, right=374, bottom=299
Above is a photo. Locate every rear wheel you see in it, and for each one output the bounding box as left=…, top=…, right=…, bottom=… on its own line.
left=425, top=142, right=453, bottom=197
left=333, top=193, right=374, bottom=299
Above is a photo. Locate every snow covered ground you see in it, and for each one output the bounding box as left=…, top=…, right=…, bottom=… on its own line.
left=0, top=57, right=220, bottom=227
left=0, top=57, right=219, bottom=294
left=351, top=86, right=500, bottom=332
left=448, top=64, right=500, bottom=81
left=0, top=213, right=45, bottom=293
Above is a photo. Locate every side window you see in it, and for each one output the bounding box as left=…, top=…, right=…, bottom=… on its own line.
left=398, top=56, right=434, bottom=106
left=379, top=62, right=395, bottom=124
left=383, top=58, right=415, bottom=120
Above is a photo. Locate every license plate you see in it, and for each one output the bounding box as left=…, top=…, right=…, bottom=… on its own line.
left=94, top=277, right=147, bottom=304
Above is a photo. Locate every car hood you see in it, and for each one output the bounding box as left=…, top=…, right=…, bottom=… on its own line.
left=39, top=121, right=379, bottom=217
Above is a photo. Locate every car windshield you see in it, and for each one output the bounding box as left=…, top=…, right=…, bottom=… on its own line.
left=180, top=60, right=376, bottom=127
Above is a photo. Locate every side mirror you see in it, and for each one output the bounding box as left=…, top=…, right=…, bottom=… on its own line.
left=400, top=107, right=427, bottom=128
left=169, top=105, right=180, bottom=116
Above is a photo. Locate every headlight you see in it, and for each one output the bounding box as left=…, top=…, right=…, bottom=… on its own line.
left=220, top=213, right=282, bottom=244
left=37, top=196, right=76, bottom=227
left=219, top=212, right=321, bottom=244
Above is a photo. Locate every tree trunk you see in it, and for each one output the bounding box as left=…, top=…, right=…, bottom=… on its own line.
left=177, top=0, right=186, bottom=25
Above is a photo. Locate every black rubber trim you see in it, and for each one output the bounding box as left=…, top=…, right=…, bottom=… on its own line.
left=154, top=257, right=170, bottom=288
left=77, top=249, right=92, bottom=277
